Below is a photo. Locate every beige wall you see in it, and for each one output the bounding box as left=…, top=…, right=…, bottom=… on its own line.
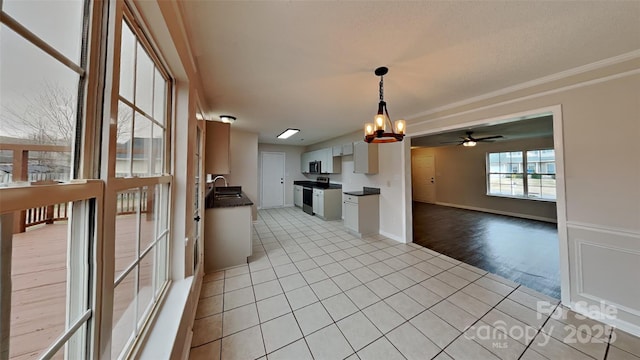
left=257, top=144, right=307, bottom=207
left=227, top=129, right=259, bottom=220
left=413, top=136, right=557, bottom=221
left=306, top=132, right=407, bottom=241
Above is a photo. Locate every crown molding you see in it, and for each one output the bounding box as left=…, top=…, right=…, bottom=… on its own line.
left=407, top=50, right=640, bottom=122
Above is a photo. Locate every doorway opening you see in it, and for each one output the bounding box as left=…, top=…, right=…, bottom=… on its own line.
left=408, top=108, right=567, bottom=300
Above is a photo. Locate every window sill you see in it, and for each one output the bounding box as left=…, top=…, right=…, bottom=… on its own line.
left=486, top=193, right=556, bottom=203
left=137, top=277, right=193, bottom=359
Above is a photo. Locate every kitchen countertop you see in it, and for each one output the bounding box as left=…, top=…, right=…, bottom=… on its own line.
left=205, top=188, right=254, bottom=208
left=343, top=187, right=381, bottom=196
left=293, top=180, right=342, bottom=189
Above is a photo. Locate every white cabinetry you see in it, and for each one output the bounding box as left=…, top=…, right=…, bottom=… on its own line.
left=332, top=145, right=342, bottom=156
left=301, top=148, right=341, bottom=174
left=342, top=143, right=354, bottom=156
left=294, top=185, right=302, bottom=207
left=343, top=194, right=379, bottom=237
left=353, top=141, right=378, bottom=174
left=312, top=188, right=342, bottom=220
left=313, top=189, right=324, bottom=217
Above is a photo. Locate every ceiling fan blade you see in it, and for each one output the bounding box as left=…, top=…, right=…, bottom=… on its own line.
left=440, top=141, right=463, bottom=144
left=475, top=135, right=504, bottom=141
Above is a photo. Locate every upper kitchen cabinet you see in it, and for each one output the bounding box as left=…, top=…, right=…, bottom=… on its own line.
left=205, top=121, right=230, bottom=174
left=301, top=148, right=341, bottom=174
left=342, top=143, right=354, bottom=156
left=353, top=141, right=378, bottom=174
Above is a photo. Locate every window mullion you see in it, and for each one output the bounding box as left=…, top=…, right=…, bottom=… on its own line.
left=523, top=150, right=529, bottom=197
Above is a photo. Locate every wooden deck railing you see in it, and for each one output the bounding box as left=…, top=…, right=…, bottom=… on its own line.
left=21, top=189, right=149, bottom=231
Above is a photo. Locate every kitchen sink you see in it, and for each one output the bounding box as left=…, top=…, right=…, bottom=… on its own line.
left=212, top=185, right=242, bottom=199
left=215, top=193, right=242, bottom=199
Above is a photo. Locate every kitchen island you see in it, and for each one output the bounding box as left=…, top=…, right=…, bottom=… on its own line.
left=204, top=186, right=253, bottom=273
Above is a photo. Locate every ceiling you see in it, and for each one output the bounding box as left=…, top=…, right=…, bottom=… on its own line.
left=411, top=115, right=553, bottom=148
left=180, top=1, right=640, bottom=145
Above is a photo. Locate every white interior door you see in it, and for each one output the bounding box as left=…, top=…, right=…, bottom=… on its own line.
left=261, top=152, right=285, bottom=208
left=412, top=153, right=436, bottom=203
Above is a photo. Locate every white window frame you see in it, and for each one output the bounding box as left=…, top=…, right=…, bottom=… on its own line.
left=0, top=0, right=99, bottom=358
left=101, top=4, right=173, bottom=359
left=486, top=148, right=557, bottom=202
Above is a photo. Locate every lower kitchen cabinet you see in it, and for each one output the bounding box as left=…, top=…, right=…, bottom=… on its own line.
left=313, top=188, right=341, bottom=220
left=204, top=205, right=252, bottom=272
left=294, top=185, right=302, bottom=207
left=343, top=194, right=379, bottom=236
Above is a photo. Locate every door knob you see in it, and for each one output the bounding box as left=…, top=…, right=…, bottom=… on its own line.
left=194, top=216, right=200, bottom=222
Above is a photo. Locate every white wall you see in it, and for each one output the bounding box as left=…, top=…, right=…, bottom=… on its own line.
left=227, top=129, right=259, bottom=220
left=257, top=143, right=307, bottom=207
left=407, top=64, right=640, bottom=335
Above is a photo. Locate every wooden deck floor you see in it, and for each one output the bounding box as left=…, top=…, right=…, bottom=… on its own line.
left=9, top=214, right=152, bottom=359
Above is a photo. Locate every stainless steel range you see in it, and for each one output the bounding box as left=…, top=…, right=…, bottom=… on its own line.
left=302, top=177, right=330, bottom=215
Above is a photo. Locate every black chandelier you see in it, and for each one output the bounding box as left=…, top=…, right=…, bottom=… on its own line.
left=364, top=66, right=406, bottom=143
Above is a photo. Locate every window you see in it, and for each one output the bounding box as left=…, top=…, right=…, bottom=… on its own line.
left=1, top=0, right=94, bottom=358
left=109, top=12, right=171, bottom=359
left=487, top=149, right=556, bottom=200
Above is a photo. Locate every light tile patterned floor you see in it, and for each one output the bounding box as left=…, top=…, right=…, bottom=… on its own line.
left=190, top=207, right=640, bottom=360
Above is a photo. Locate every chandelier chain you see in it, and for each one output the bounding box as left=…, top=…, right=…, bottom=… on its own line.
left=379, top=75, right=384, bottom=102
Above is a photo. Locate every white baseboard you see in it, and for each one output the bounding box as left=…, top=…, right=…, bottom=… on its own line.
left=434, top=202, right=557, bottom=223
left=569, top=301, right=640, bottom=338
left=379, top=230, right=404, bottom=243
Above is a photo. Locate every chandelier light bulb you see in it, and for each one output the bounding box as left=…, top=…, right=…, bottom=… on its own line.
left=394, top=120, right=406, bottom=135
left=364, top=123, right=375, bottom=136
left=374, top=114, right=386, bottom=131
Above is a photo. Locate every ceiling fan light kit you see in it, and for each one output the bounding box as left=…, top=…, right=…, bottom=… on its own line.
left=442, top=131, right=504, bottom=147
left=364, top=66, right=406, bottom=143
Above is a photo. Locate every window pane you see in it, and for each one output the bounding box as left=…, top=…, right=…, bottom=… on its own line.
left=0, top=150, right=12, bottom=185
left=153, top=68, right=166, bottom=123
left=152, top=123, right=164, bottom=175
left=135, top=44, right=154, bottom=116
left=116, top=102, right=134, bottom=177
left=488, top=174, right=501, bottom=194
left=119, top=22, right=136, bottom=103
left=10, top=204, right=70, bottom=358
left=115, top=189, right=139, bottom=279
left=112, top=270, right=136, bottom=359
left=132, top=114, right=153, bottom=176
left=1, top=26, right=79, bottom=183
left=138, top=250, right=155, bottom=325
left=2, top=0, right=84, bottom=62
left=154, top=235, right=168, bottom=296
left=140, top=186, right=156, bottom=251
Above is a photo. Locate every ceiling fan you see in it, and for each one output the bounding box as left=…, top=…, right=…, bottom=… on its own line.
left=443, top=131, right=503, bottom=147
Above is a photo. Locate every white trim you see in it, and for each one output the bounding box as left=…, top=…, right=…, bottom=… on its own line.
left=574, top=240, right=640, bottom=317
left=407, top=68, right=640, bottom=131
left=567, top=221, right=640, bottom=238
left=434, top=202, right=557, bottom=223
left=569, top=300, right=640, bottom=338
left=379, top=230, right=403, bottom=243
left=407, top=50, right=640, bottom=123
left=550, top=105, right=570, bottom=306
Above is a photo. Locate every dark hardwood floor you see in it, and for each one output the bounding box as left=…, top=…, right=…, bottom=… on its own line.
left=412, top=202, right=561, bottom=299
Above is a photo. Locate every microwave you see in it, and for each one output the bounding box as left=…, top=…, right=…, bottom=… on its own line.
left=309, top=161, right=321, bottom=174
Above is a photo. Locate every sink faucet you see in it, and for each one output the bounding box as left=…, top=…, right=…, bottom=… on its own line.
left=212, top=175, right=228, bottom=187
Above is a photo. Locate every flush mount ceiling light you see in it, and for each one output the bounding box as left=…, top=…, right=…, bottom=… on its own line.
left=220, top=115, right=236, bottom=124
left=364, top=66, right=406, bottom=143
left=277, top=128, right=300, bottom=139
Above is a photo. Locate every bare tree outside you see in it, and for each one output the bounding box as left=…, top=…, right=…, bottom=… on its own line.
left=1, top=81, right=76, bottom=145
